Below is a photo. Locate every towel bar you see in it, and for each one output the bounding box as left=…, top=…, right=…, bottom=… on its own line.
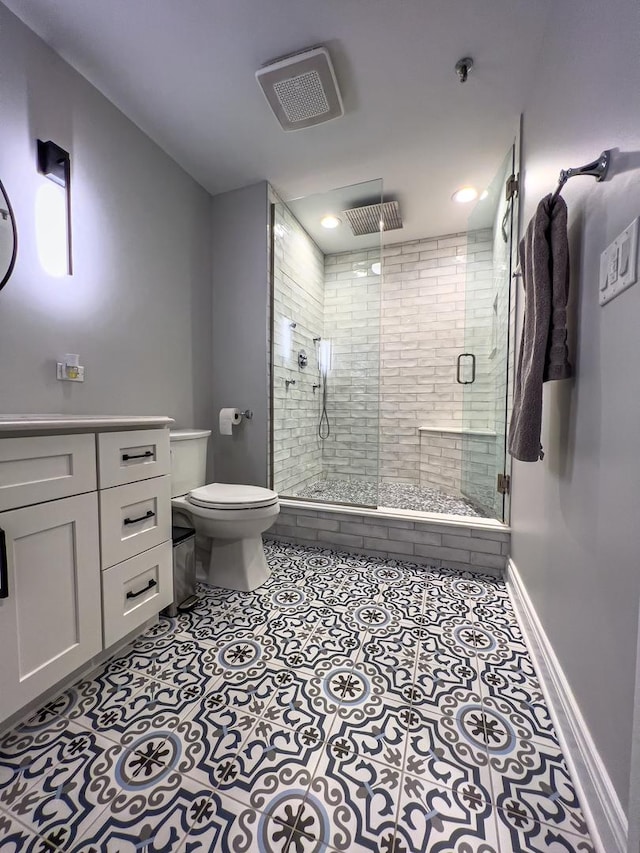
left=551, top=150, right=610, bottom=202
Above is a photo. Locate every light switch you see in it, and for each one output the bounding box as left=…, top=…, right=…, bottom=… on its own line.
left=618, top=217, right=638, bottom=288
left=619, top=238, right=631, bottom=277
left=600, top=217, right=639, bottom=306
left=608, top=246, right=619, bottom=285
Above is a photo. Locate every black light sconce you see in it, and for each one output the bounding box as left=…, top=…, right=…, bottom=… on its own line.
left=37, top=139, right=72, bottom=274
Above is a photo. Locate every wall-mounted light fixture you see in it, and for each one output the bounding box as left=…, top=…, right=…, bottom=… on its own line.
left=36, top=139, right=72, bottom=275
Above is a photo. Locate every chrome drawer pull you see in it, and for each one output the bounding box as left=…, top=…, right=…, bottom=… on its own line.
left=126, top=578, right=157, bottom=599
left=124, top=510, right=155, bottom=526
left=122, top=450, right=154, bottom=461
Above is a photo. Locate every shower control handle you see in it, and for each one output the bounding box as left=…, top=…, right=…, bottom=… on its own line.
left=456, top=353, right=476, bottom=385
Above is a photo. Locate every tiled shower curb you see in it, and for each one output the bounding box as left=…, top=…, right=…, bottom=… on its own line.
left=271, top=499, right=510, bottom=576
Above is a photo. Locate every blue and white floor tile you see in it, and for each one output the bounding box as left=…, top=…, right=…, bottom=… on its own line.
left=0, top=538, right=593, bottom=851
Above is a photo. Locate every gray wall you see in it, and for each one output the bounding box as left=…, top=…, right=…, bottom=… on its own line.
left=0, top=4, right=212, bottom=427
left=210, top=182, right=269, bottom=486
left=512, top=0, right=640, bottom=815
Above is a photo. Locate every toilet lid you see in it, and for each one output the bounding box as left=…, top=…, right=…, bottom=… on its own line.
left=187, top=483, right=279, bottom=510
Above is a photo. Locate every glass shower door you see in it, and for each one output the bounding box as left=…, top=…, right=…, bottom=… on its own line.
left=270, top=179, right=382, bottom=509
left=459, top=141, right=518, bottom=521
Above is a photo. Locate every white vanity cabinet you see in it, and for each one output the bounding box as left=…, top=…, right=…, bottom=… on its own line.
left=0, top=416, right=174, bottom=727
left=0, top=493, right=102, bottom=721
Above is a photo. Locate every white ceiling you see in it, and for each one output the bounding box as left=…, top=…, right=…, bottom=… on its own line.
left=3, top=0, right=552, bottom=242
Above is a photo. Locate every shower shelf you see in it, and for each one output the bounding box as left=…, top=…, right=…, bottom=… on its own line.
left=419, top=425, right=497, bottom=437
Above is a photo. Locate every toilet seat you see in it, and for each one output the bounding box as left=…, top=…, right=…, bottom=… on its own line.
left=187, top=482, right=279, bottom=511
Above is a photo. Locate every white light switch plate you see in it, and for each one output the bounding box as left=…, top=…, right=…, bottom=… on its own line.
left=600, top=217, right=639, bottom=306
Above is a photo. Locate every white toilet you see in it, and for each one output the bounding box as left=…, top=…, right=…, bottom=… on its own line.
left=169, top=429, right=279, bottom=591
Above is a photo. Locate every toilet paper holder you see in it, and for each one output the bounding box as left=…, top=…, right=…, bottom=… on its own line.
left=240, top=410, right=253, bottom=420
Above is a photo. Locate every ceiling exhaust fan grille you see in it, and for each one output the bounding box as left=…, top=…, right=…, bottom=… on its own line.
left=273, top=70, right=330, bottom=122
left=343, top=201, right=403, bottom=236
left=256, top=46, right=344, bottom=131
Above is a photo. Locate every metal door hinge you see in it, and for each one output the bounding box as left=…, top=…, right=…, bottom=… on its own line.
left=505, top=174, right=519, bottom=201
left=497, top=473, right=511, bottom=495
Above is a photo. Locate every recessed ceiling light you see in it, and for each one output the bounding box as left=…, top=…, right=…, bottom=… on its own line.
left=451, top=186, right=478, bottom=204
left=479, top=189, right=489, bottom=201
left=371, top=262, right=381, bottom=275
left=321, top=214, right=341, bottom=229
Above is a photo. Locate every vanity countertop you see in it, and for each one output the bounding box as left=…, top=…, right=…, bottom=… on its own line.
left=0, top=415, right=175, bottom=432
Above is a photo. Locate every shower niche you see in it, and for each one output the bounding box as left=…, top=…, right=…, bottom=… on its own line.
left=269, top=150, right=517, bottom=522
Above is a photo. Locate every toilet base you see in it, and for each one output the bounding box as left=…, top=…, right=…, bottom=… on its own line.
left=207, top=535, right=271, bottom=591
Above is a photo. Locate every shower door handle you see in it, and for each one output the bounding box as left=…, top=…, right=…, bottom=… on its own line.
left=456, top=353, right=476, bottom=385
left=0, top=528, right=7, bottom=599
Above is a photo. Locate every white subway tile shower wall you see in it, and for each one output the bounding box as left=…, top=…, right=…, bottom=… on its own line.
left=272, top=219, right=501, bottom=509
left=272, top=205, right=326, bottom=494
left=323, top=230, right=496, bottom=491
left=419, top=429, right=497, bottom=504
left=322, top=249, right=381, bottom=486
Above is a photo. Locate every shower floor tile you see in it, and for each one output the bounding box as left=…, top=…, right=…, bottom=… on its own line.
left=0, top=539, right=593, bottom=852
left=295, top=477, right=486, bottom=516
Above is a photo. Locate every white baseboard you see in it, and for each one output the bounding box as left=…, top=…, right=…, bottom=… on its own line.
left=506, top=558, right=627, bottom=853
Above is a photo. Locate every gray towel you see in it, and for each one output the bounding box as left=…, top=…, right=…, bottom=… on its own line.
left=509, top=194, right=571, bottom=462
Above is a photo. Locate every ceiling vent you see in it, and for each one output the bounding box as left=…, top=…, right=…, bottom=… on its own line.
left=343, top=201, right=403, bottom=236
left=256, top=46, right=344, bottom=131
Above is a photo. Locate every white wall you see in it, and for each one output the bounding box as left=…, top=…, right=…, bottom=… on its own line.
left=512, top=0, right=640, bottom=816
left=0, top=4, right=212, bottom=427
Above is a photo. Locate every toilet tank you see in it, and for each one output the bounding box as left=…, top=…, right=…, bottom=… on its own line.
left=169, top=429, right=212, bottom=497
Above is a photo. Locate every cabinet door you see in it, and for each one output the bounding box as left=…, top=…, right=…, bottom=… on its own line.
left=0, top=493, right=102, bottom=724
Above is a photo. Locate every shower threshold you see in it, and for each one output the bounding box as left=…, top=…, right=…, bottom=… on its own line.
left=293, top=478, right=486, bottom=518
left=274, top=494, right=509, bottom=575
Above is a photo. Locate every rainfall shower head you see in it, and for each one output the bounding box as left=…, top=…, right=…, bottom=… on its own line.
left=256, top=46, right=344, bottom=131
left=343, top=200, right=403, bottom=237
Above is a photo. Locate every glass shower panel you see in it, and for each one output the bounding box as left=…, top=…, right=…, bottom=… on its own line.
left=460, top=143, right=518, bottom=520
left=271, top=199, right=325, bottom=496
left=271, top=180, right=382, bottom=508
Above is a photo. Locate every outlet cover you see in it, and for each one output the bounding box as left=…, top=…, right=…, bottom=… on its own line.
left=56, top=363, right=85, bottom=381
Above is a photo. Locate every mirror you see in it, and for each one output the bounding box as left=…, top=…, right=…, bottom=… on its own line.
left=0, top=179, right=17, bottom=292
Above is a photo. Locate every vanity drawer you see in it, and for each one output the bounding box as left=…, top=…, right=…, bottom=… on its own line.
left=100, top=475, right=171, bottom=568
left=0, top=433, right=96, bottom=512
left=98, top=429, right=170, bottom=488
left=102, top=541, right=173, bottom=648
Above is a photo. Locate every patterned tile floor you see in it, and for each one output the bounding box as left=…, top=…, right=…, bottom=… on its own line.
left=0, top=540, right=593, bottom=852
left=294, top=479, right=486, bottom=518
